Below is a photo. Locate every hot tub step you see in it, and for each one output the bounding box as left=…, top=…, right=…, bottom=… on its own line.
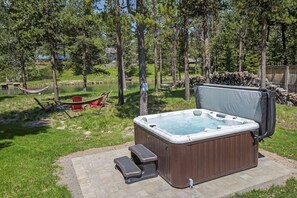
left=114, top=156, right=142, bottom=184
left=129, top=144, right=157, bottom=163
left=114, top=145, right=158, bottom=184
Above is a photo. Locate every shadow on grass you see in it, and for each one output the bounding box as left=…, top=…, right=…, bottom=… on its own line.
left=0, top=119, right=49, bottom=149
left=0, top=94, right=75, bottom=149
left=0, top=124, right=48, bottom=140
left=163, top=88, right=194, bottom=99
left=0, top=95, right=15, bottom=102
left=0, top=140, right=13, bottom=149
left=116, top=90, right=167, bottom=119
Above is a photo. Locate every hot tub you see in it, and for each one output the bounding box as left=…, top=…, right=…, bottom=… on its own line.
left=134, top=109, right=260, bottom=188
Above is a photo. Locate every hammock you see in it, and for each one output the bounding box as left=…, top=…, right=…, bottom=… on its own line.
left=20, top=86, right=49, bottom=94
left=58, top=95, right=105, bottom=105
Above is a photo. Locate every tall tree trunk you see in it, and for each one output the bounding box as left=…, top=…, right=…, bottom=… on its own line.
left=172, top=39, right=177, bottom=85
left=201, top=30, right=205, bottom=77
left=203, top=15, right=210, bottom=82
left=183, top=17, right=190, bottom=101
left=281, top=23, right=289, bottom=91
left=116, top=0, right=124, bottom=105
left=82, top=43, right=87, bottom=92
left=50, top=43, right=59, bottom=101
left=239, top=18, right=243, bottom=72
left=20, top=56, right=27, bottom=93
left=178, top=60, right=182, bottom=81
left=260, top=14, right=268, bottom=89
left=137, top=0, right=147, bottom=115
left=154, top=40, right=158, bottom=93
left=159, top=47, right=163, bottom=85
left=281, top=23, right=287, bottom=64
left=153, top=0, right=158, bottom=93
left=122, top=56, right=126, bottom=90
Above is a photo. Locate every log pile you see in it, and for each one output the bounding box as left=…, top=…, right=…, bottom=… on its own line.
left=209, top=72, right=264, bottom=87
left=183, top=71, right=297, bottom=106
left=267, top=85, right=297, bottom=106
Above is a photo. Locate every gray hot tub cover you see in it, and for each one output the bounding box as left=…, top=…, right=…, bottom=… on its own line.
left=195, top=84, right=276, bottom=139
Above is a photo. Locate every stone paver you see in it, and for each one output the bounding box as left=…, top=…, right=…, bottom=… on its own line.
left=70, top=147, right=296, bottom=198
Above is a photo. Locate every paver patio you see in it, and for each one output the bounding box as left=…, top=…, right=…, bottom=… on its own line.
left=58, top=143, right=297, bottom=198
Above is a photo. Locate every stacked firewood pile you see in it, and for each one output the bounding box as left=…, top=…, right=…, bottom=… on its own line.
left=267, top=85, right=297, bottom=106
left=188, top=71, right=264, bottom=87
left=209, top=72, right=264, bottom=87
left=183, top=71, right=297, bottom=106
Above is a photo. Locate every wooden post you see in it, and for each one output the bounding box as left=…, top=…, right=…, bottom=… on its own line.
left=284, top=65, right=290, bottom=91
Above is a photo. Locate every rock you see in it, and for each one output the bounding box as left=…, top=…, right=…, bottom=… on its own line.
left=84, top=131, right=91, bottom=137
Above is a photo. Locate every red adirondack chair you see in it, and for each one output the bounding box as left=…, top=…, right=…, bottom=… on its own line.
left=72, top=96, right=84, bottom=112
left=89, top=93, right=110, bottom=108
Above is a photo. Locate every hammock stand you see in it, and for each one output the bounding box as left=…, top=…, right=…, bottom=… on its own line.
left=58, top=95, right=105, bottom=106
left=20, top=86, right=49, bottom=94
left=56, top=94, right=107, bottom=118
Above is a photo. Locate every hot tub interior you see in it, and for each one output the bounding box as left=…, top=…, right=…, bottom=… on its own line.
left=146, top=110, right=243, bottom=135
left=138, top=109, right=258, bottom=137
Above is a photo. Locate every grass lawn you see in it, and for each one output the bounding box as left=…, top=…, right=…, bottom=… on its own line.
left=234, top=178, right=297, bottom=198
left=23, top=63, right=160, bottom=87
left=14, top=63, right=200, bottom=87
left=0, top=87, right=296, bottom=197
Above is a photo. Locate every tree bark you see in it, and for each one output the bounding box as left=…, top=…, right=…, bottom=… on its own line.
left=154, top=40, right=158, bottom=93
left=203, top=15, right=210, bottom=82
left=260, top=14, right=268, bottom=89
left=281, top=23, right=289, bottom=91
left=122, top=56, right=126, bottom=90
left=82, top=43, right=87, bottom=92
left=116, top=0, right=124, bottom=105
left=239, top=18, right=243, bottom=72
left=281, top=24, right=287, bottom=65
left=153, top=0, right=158, bottom=93
left=137, top=0, right=148, bottom=115
left=159, top=47, right=163, bottom=85
left=184, top=17, right=190, bottom=101
left=20, top=55, right=27, bottom=93
left=50, top=43, right=59, bottom=101
left=172, top=39, right=177, bottom=85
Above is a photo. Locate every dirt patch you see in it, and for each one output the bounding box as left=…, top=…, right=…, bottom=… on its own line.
left=122, top=126, right=134, bottom=137
left=55, top=142, right=134, bottom=198
left=276, top=120, right=297, bottom=130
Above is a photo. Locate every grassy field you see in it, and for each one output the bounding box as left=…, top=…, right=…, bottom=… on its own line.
left=15, top=63, right=164, bottom=87
left=0, top=84, right=296, bottom=197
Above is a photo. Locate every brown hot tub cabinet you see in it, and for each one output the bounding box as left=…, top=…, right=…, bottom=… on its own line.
left=135, top=124, right=258, bottom=188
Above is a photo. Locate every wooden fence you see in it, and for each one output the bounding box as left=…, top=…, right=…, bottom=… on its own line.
left=266, top=65, right=297, bottom=93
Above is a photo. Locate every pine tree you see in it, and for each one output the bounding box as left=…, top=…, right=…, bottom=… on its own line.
left=2, top=0, right=40, bottom=91
left=38, top=0, right=65, bottom=101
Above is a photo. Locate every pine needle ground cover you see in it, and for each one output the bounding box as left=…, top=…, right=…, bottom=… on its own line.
left=0, top=90, right=296, bottom=197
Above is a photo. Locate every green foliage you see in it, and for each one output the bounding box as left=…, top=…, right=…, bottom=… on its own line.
left=1, top=0, right=296, bottom=86
left=0, top=0, right=41, bottom=83
left=64, top=0, right=105, bottom=78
